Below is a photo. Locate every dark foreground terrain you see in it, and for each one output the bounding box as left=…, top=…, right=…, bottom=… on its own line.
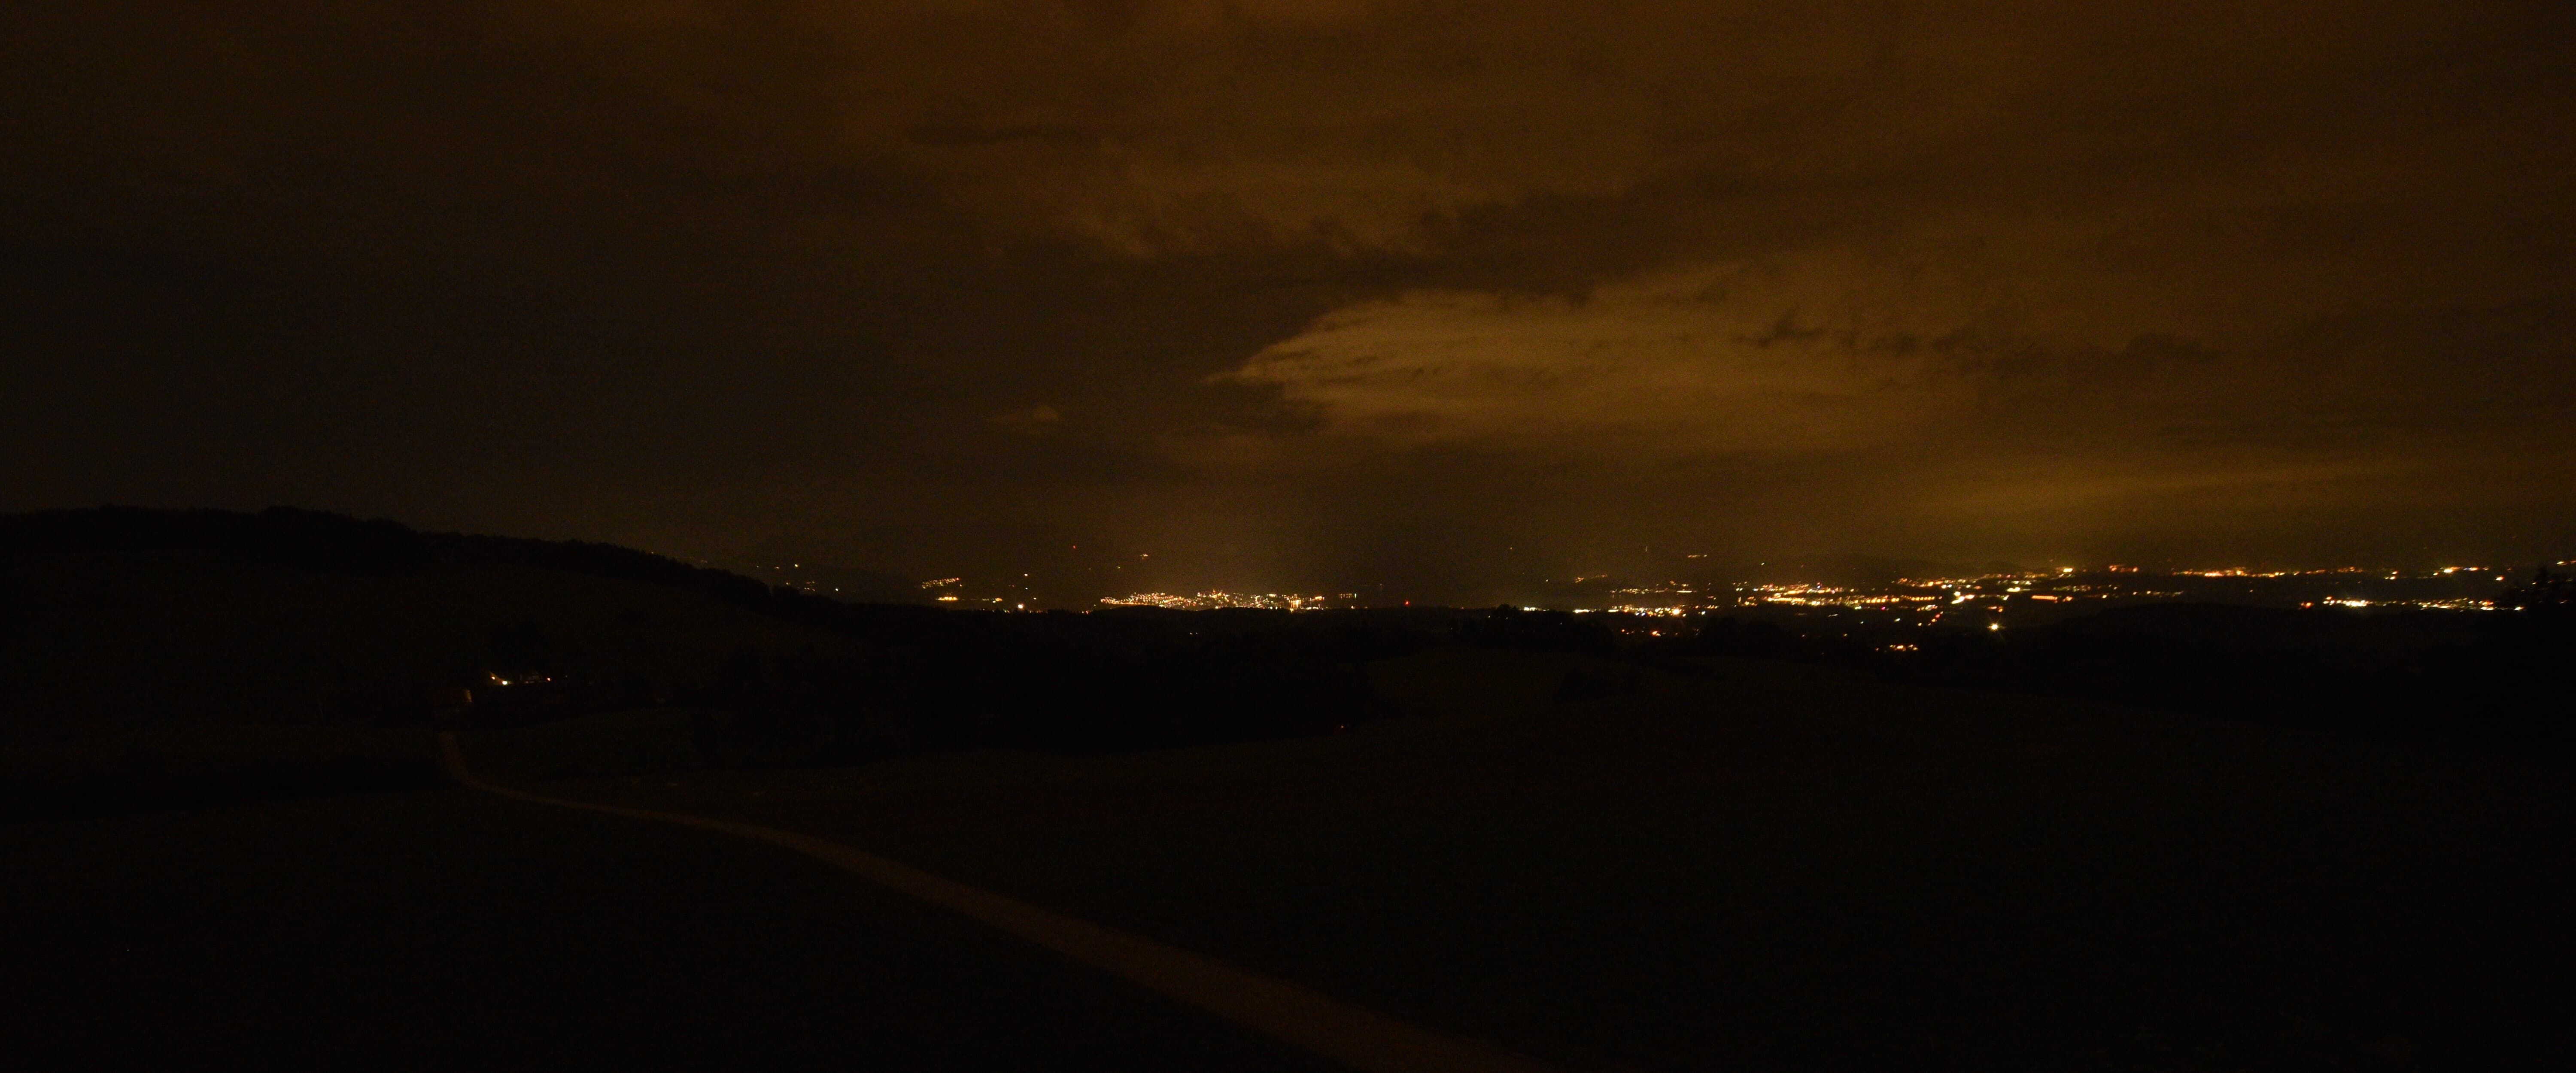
left=6, top=508, right=2573, bottom=1070
left=1, top=784, right=1335, bottom=1069
left=532, top=649, right=2576, bottom=1071
left=11, top=679, right=2573, bottom=1070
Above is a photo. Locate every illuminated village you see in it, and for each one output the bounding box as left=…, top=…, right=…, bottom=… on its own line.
left=746, top=558, right=2548, bottom=625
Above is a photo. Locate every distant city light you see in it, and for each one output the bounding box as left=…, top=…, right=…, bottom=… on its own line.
left=910, top=559, right=2536, bottom=621
left=1099, top=591, right=1352, bottom=611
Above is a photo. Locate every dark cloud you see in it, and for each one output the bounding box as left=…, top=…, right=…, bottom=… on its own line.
left=4, top=0, right=2572, bottom=599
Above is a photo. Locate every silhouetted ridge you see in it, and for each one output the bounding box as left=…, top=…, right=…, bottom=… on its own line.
left=0, top=506, right=930, bottom=637
left=0, top=506, right=431, bottom=573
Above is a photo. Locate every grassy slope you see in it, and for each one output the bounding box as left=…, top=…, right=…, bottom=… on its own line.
left=0, top=787, right=1336, bottom=1070
left=537, top=647, right=2576, bottom=1071
left=2, top=548, right=842, bottom=743
left=0, top=547, right=861, bottom=815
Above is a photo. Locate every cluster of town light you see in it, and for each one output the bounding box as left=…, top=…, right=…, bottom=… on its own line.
left=893, top=562, right=2536, bottom=615
left=1099, top=591, right=1353, bottom=611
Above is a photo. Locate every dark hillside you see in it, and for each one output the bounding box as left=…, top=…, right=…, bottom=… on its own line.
left=544, top=646, right=2576, bottom=1070
left=1900, top=603, right=2567, bottom=749
left=0, top=508, right=1394, bottom=816
left=0, top=505, right=927, bottom=635
left=0, top=537, right=857, bottom=745
left=1631, top=599, right=2574, bottom=752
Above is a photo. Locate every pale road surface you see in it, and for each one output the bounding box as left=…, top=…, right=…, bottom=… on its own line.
left=0, top=745, right=1556, bottom=1069
left=437, top=733, right=1557, bottom=1073
left=0, top=787, right=1333, bottom=1067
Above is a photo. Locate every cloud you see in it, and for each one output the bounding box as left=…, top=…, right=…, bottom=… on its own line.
left=6, top=0, right=2575, bottom=582
left=829, top=0, right=2575, bottom=261
left=1194, top=241, right=2576, bottom=567
left=992, top=404, right=1065, bottom=434
left=1213, top=255, right=2017, bottom=455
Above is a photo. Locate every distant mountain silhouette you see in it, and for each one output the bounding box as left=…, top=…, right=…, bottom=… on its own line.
left=7, top=507, right=2563, bottom=824
left=0, top=506, right=933, bottom=635
left=0, top=507, right=1398, bottom=818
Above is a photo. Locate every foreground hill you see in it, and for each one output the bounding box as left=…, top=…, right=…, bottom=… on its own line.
left=2, top=779, right=1340, bottom=1069
left=7, top=506, right=2563, bottom=819
left=531, top=645, right=2576, bottom=1070
left=0, top=509, right=870, bottom=741
left=0, top=507, right=1388, bottom=817
left=8, top=509, right=2571, bottom=1066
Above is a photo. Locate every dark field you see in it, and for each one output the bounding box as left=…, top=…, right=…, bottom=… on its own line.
left=13, top=0, right=2576, bottom=1052
left=7, top=510, right=2573, bottom=1070
left=535, top=648, right=2576, bottom=1070
left=0, top=785, right=1336, bottom=1070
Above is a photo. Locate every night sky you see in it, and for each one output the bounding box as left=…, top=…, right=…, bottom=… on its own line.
left=7, top=2, right=2573, bottom=602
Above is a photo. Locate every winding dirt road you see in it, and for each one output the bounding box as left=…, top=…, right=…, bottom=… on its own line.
left=438, top=733, right=1553, bottom=1073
